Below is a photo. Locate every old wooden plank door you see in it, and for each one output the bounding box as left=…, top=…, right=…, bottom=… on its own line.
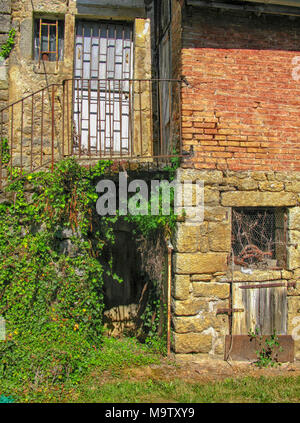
left=73, top=20, right=133, bottom=155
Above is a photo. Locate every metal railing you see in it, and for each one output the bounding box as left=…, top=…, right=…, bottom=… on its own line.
left=0, top=78, right=182, bottom=188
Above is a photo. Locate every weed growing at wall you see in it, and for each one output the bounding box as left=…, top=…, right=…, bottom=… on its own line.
left=248, top=328, right=283, bottom=368
left=0, top=29, right=16, bottom=60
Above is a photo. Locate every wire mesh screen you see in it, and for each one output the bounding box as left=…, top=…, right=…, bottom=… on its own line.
left=231, top=208, right=286, bottom=269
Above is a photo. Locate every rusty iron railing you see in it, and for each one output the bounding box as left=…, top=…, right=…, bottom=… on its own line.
left=0, top=78, right=183, bottom=189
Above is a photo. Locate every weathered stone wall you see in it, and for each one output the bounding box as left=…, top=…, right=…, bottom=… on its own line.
left=0, top=0, right=12, bottom=111
left=172, top=168, right=300, bottom=361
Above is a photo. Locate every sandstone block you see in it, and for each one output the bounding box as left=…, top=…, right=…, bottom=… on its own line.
left=285, top=182, right=300, bottom=193
left=0, top=14, right=10, bottom=34
left=193, top=282, right=230, bottom=299
left=208, top=222, right=231, bottom=252
left=172, top=298, right=207, bottom=316
left=178, top=168, right=223, bottom=184
left=0, top=0, right=11, bottom=14
left=204, top=206, right=230, bottom=222
left=287, top=247, right=300, bottom=270
left=174, top=224, right=200, bottom=252
left=204, top=187, right=219, bottom=205
left=288, top=297, right=300, bottom=314
left=288, top=208, right=300, bottom=230
left=252, top=171, right=267, bottom=181
left=173, top=314, right=224, bottom=333
left=172, top=274, right=190, bottom=300
left=173, top=333, right=212, bottom=353
left=259, top=181, right=284, bottom=192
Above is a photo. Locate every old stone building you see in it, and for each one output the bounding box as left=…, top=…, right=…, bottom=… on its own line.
left=1, top=0, right=300, bottom=361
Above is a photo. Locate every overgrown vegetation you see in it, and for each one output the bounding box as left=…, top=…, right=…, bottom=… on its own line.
left=0, top=157, right=179, bottom=401
left=248, top=328, right=283, bottom=368
left=0, top=138, right=10, bottom=166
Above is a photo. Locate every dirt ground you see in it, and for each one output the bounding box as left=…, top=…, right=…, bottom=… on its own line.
left=122, top=357, right=300, bottom=384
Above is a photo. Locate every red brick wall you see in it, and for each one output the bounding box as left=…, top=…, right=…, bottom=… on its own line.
left=181, top=7, right=300, bottom=171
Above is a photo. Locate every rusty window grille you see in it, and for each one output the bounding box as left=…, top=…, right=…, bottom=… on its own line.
left=34, top=18, right=64, bottom=63
left=231, top=208, right=286, bottom=269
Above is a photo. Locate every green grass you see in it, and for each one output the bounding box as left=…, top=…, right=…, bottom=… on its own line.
left=67, top=375, right=300, bottom=403
left=0, top=336, right=160, bottom=403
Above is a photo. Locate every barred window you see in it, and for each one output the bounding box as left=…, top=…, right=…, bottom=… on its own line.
left=33, top=18, right=64, bottom=62
left=231, top=208, right=286, bottom=269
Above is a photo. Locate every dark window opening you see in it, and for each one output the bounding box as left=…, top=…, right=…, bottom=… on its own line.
left=231, top=208, right=286, bottom=269
left=34, top=18, right=64, bottom=62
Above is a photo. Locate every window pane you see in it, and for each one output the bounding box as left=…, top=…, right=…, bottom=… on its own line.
left=34, top=18, right=64, bottom=62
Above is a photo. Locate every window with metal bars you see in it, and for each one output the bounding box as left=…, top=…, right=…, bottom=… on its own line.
left=33, top=18, right=64, bottom=63
left=231, top=208, right=286, bottom=269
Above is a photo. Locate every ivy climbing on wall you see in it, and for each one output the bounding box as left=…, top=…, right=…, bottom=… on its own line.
left=0, top=28, right=16, bottom=60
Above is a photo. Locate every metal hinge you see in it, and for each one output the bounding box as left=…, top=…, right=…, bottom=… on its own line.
left=216, top=308, right=244, bottom=316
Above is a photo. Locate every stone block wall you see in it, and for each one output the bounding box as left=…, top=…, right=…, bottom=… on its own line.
left=171, top=168, right=300, bottom=360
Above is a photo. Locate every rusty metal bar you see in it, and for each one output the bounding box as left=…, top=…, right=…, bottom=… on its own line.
left=159, top=81, right=163, bottom=155
left=167, top=242, right=173, bottom=357
left=178, top=82, right=183, bottom=156
left=31, top=95, right=34, bottom=172
left=20, top=99, right=24, bottom=173
left=139, top=80, right=143, bottom=157
left=67, top=80, right=70, bottom=155
left=62, top=82, right=65, bottom=157
left=10, top=105, right=13, bottom=178
left=129, top=80, right=133, bottom=158
left=41, top=90, right=44, bottom=166
left=56, top=19, right=59, bottom=67
left=39, top=18, right=42, bottom=66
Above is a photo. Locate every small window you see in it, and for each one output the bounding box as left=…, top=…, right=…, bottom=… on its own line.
left=33, top=18, right=64, bottom=62
left=231, top=208, right=286, bottom=270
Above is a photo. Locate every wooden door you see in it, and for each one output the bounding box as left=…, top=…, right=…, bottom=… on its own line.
left=232, top=282, right=287, bottom=335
